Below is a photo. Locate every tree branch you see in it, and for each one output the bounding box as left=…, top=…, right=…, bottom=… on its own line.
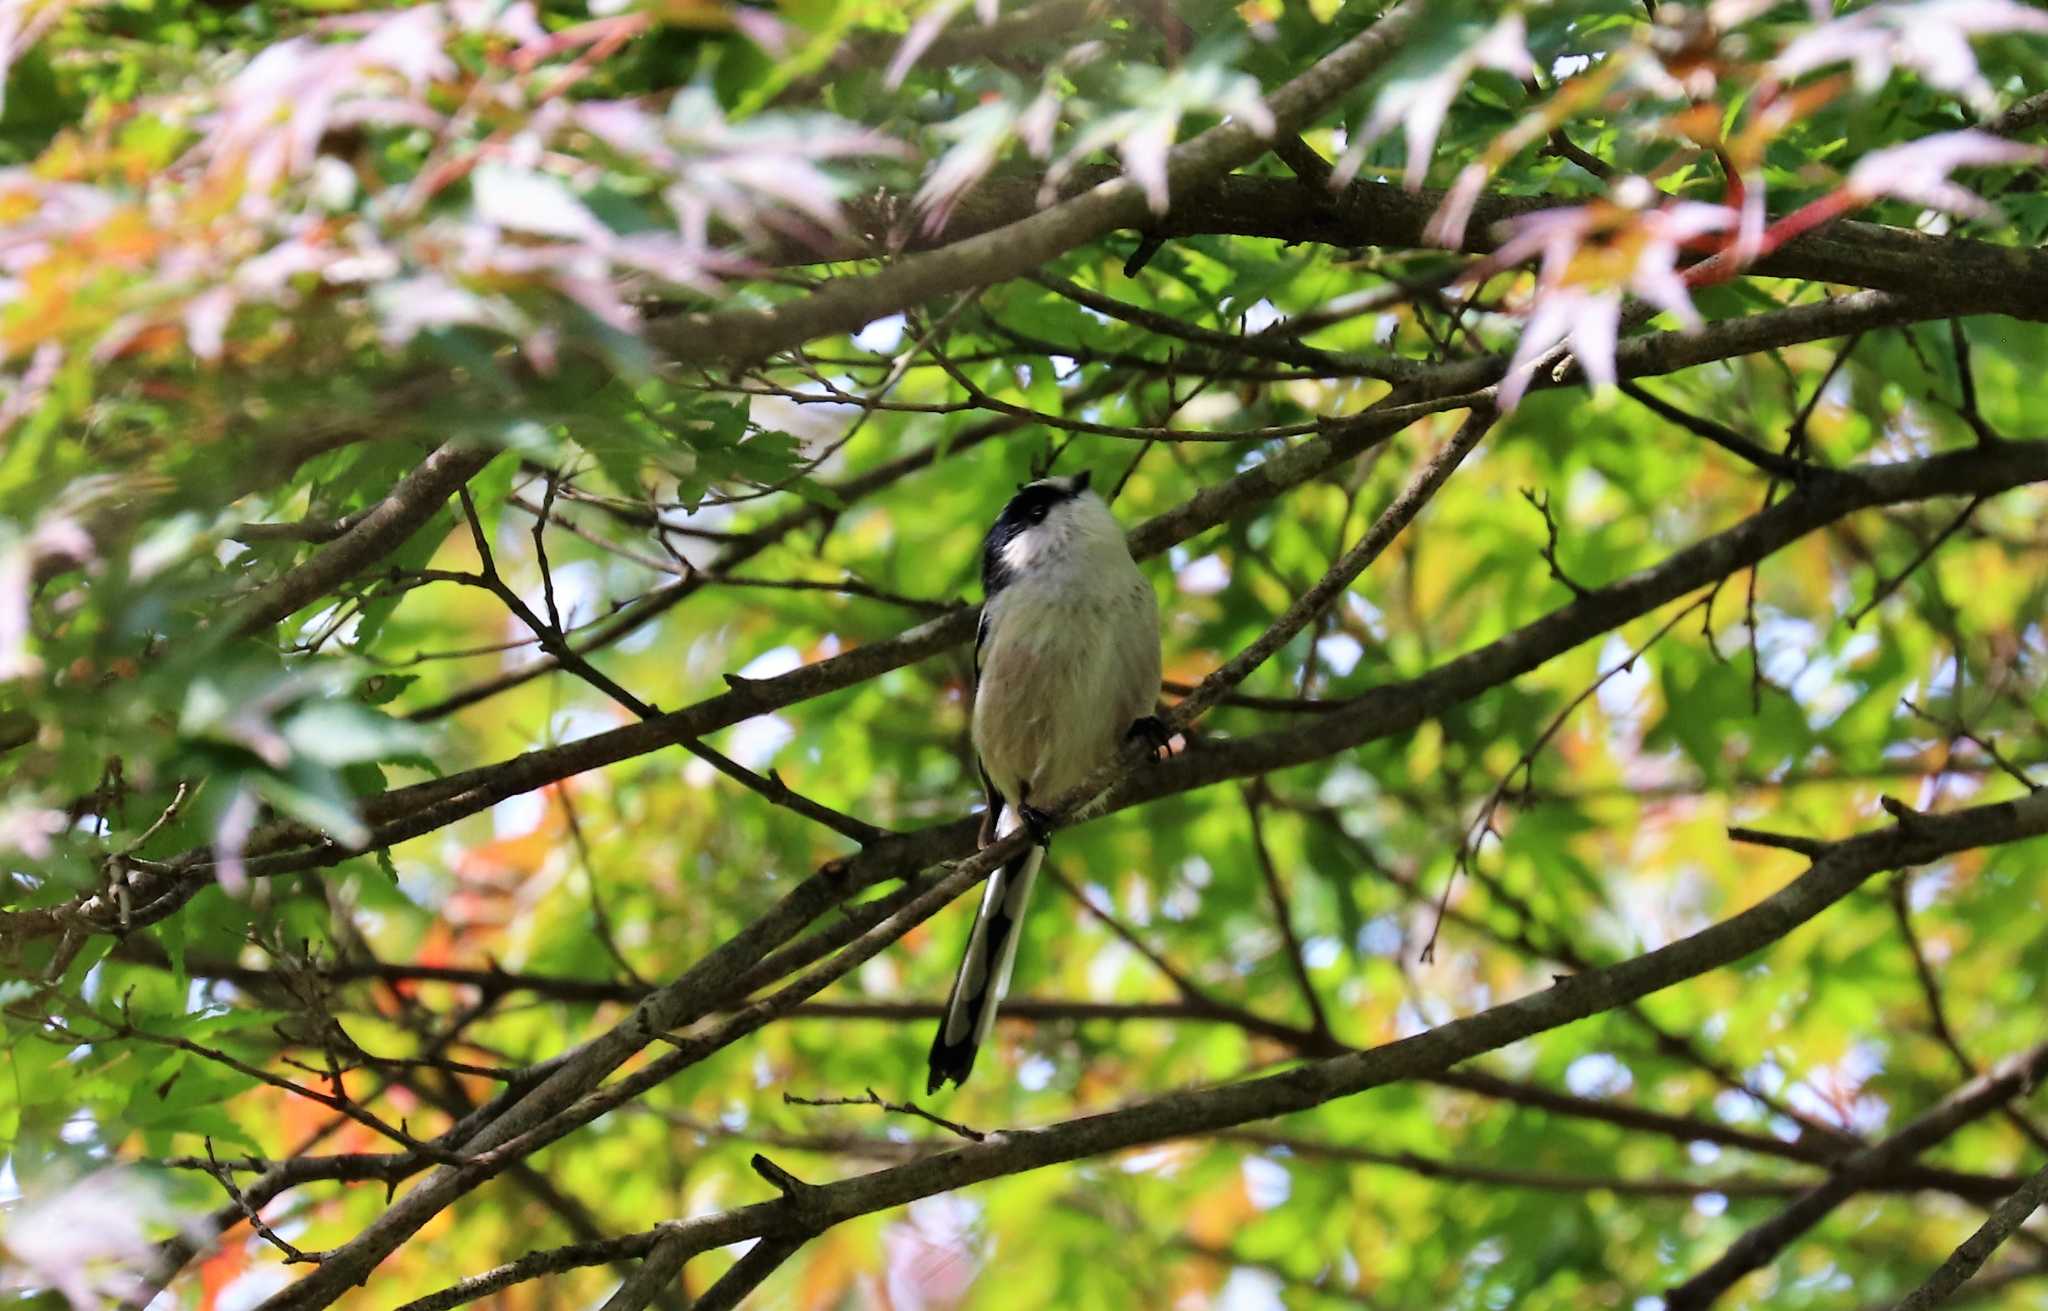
left=1133, top=440, right=2048, bottom=801
left=647, top=2, right=1428, bottom=366
left=1889, top=879, right=2048, bottom=1157
left=17, top=427, right=2048, bottom=973
left=1888, top=1162, right=2048, bottom=1311
left=230, top=442, right=499, bottom=638
left=765, top=168, right=2048, bottom=323
left=387, top=787, right=2048, bottom=1311
left=1616, top=378, right=1814, bottom=480
left=1664, top=1041, right=2048, bottom=1310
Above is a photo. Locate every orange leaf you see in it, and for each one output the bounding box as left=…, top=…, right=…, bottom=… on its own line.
left=195, top=1237, right=251, bottom=1311
left=1183, top=1172, right=1253, bottom=1247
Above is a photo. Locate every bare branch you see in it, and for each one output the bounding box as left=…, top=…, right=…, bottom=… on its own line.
left=378, top=788, right=2048, bottom=1311
left=764, top=168, right=2048, bottom=322
left=1848, top=496, right=1988, bottom=627
left=1728, top=827, right=1830, bottom=858
left=404, top=370, right=1128, bottom=722
left=17, top=432, right=2048, bottom=967
left=1664, top=1042, right=2048, bottom=1310
left=1616, top=378, right=1815, bottom=480
left=1428, top=590, right=1712, bottom=962
left=1029, top=272, right=1418, bottom=383
left=1987, top=88, right=2048, bottom=137
left=593, top=1232, right=693, bottom=1311
left=783, top=1088, right=985, bottom=1142
left=682, top=1232, right=806, bottom=1311
left=1169, top=407, right=1497, bottom=729
left=231, top=442, right=498, bottom=638
left=392, top=1235, right=665, bottom=1311
left=1901, top=698, right=2041, bottom=794
left=1890, top=879, right=2048, bottom=1156
left=1888, top=1162, right=2048, bottom=1311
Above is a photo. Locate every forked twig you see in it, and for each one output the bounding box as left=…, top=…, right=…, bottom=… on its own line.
left=783, top=1088, right=985, bottom=1142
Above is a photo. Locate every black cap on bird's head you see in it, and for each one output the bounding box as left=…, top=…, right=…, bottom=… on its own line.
left=996, top=470, right=1092, bottom=528
left=982, top=471, right=1097, bottom=596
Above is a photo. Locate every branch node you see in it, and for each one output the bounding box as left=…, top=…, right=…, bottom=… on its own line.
left=1726, top=826, right=1827, bottom=858
left=750, top=1153, right=812, bottom=1199
left=751, top=1152, right=835, bottom=1233
left=783, top=1086, right=987, bottom=1142
left=1880, top=795, right=1930, bottom=833
left=1520, top=487, right=1591, bottom=598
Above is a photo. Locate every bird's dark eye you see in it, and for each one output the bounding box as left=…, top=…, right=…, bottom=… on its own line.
left=1028, top=506, right=1048, bottom=524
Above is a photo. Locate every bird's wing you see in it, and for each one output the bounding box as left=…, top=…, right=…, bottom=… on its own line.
left=973, top=606, right=990, bottom=690
left=973, top=606, right=1000, bottom=844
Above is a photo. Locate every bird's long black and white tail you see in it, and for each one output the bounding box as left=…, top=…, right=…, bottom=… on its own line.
left=927, top=806, right=1042, bottom=1093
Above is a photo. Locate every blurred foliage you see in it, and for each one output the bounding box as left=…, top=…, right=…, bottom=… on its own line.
left=2, top=1, right=2048, bottom=1309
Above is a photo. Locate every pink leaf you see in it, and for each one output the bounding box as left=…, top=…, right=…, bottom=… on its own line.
left=1335, top=14, right=1531, bottom=191
left=183, top=286, right=237, bottom=362
left=1423, top=164, right=1490, bottom=249
left=213, top=783, right=260, bottom=897
left=1119, top=113, right=1177, bottom=215
left=1772, top=0, right=2048, bottom=112
left=1845, top=130, right=2047, bottom=220
left=886, top=0, right=968, bottom=90
left=1499, top=288, right=1585, bottom=411
left=1488, top=184, right=1734, bottom=410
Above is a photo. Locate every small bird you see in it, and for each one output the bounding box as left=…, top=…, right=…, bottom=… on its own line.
left=927, top=471, right=1165, bottom=1093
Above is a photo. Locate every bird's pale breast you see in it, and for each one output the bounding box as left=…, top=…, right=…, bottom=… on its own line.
left=973, top=574, right=1158, bottom=806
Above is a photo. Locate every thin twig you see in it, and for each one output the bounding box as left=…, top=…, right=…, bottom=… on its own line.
left=457, top=488, right=658, bottom=720
left=1890, top=876, right=2048, bottom=1155
left=1043, top=865, right=1238, bottom=1019
left=1664, top=1042, right=2048, bottom=1310
left=558, top=788, right=648, bottom=989
left=1847, top=496, right=1987, bottom=627
left=201, top=1137, right=326, bottom=1265
left=1542, top=127, right=1616, bottom=179
left=1520, top=487, right=1590, bottom=598
left=926, top=339, right=1331, bottom=443
left=1617, top=378, right=1814, bottom=480
left=1030, top=272, right=1419, bottom=384
left=783, top=1088, right=985, bottom=1142
left=1900, top=698, right=2041, bottom=793
left=460, top=489, right=883, bottom=844
left=1242, top=785, right=1332, bottom=1040
left=1727, top=827, right=1828, bottom=858
left=1427, top=591, right=1712, bottom=962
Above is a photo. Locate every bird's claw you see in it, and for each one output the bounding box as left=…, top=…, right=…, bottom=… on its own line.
left=1019, top=804, right=1055, bottom=847
left=1126, top=715, right=1174, bottom=758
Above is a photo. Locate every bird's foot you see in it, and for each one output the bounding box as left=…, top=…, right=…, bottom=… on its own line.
left=1127, top=715, right=1175, bottom=759
left=1019, top=804, right=1056, bottom=847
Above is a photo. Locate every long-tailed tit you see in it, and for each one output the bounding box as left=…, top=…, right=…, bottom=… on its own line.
left=927, top=471, right=1164, bottom=1092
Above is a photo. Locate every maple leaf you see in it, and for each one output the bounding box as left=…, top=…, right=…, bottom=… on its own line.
left=1335, top=13, right=1533, bottom=190
left=1844, top=130, right=2048, bottom=221
left=1772, top=0, right=2048, bottom=113
left=1488, top=179, right=1734, bottom=410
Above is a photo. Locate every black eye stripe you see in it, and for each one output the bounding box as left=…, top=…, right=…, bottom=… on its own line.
left=981, top=480, right=1083, bottom=597
left=997, top=484, right=1070, bottom=528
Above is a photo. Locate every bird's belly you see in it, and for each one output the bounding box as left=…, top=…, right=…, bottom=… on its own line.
left=973, top=598, right=1141, bottom=805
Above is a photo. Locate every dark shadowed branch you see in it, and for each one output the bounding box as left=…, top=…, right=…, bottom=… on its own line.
left=389, top=787, right=2048, bottom=1308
